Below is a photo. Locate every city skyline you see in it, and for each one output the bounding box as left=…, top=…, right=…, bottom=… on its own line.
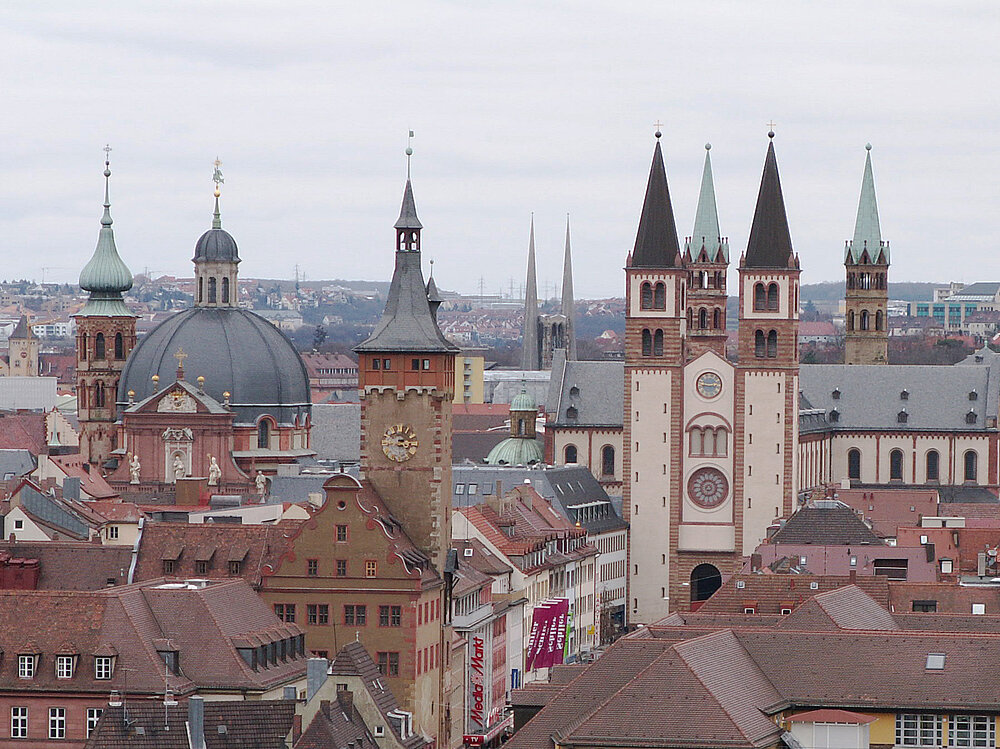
left=1, top=2, right=997, bottom=298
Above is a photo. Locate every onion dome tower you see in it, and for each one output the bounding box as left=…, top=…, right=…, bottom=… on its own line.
left=74, top=147, right=137, bottom=467
left=485, top=386, right=544, bottom=465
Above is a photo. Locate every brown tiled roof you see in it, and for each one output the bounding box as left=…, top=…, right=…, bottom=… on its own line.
left=48, top=453, right=118, bottom=499
left=769, top=505, right=882, bottom=546
left=452, top=538, right=513, bottom=576
left=0, top=579, right=305, bottom=697
left=296, top=698, right=382, bottom=749
left=0, top=540, right=131, bottom=589
left=895, top=614, right=1000, bottom=633
left=940, top=502, right=1000, bottom=519
left=889, top=582, right=1000, bottom=615
left=0, top=412, right=46, bottom=453
left=696, top=574, right=889, bottom=615
left=507, top=639, right=675, bottom=749
left=331, top=641, right=426, bottom=749
left=85, top=700, right=296, bottom=749
left=133, top=520, right=302, bottom=587
left=779, top=586, right=900, bottom=631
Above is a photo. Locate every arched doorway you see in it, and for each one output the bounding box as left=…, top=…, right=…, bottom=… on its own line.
left=690, top=563, right=722, bottom=605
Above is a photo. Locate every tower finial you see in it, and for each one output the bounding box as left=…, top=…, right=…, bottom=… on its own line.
left=429, top=258, right=434, bottom=278
left=101, top=144, right=113, bottom=227
left=212, top=157, right=224, bottom=229
left=653, top=120, right=663, bottom=139
left=406, top=130, right=414, bottom=179
left=767, top=120, right=776, bottom=139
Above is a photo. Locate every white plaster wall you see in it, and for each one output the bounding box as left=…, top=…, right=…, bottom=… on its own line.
left=628, top=368, right=673, bottom=623
left=742, top=371, right=791, bottom=553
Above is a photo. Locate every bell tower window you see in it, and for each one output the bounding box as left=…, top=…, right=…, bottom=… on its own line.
left=754, top=283, right=766, bottom=311
left=766, top=283, right=779, bottom=310
left=222, top=277, right=230, bottom=304
left=258, top=419, right=271, bottom=449
left=640, top=283, right=652, bottom=310
left=208, top=277, right=217, bottom=304
left=653, top=282, right=666, bottom=310
left=114, top=333, right=124, bottom=360
left=95, top=333, right=105, bottom=360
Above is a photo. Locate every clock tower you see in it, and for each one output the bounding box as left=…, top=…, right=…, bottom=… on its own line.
left=355, top=170, right=459, bottom=574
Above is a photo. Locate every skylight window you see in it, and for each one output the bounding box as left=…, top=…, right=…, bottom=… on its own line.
left=926, top=653, right=946, bottom=670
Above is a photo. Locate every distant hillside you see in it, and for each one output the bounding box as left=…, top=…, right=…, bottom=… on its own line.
left=800, top=281, right=943, bottom=303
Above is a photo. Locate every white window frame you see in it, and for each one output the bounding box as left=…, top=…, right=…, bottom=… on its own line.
left=941, top=559, right=954, bottom=574
left=949, top=714, right=995, bottom=748
left=896, top=713, right=943, bottom=746
left=95, top=656, right=114, bottom=680
left=17, top=655, right=35, bottom=679
left=49, top=707, right=66, bottom=739
left=973, top=603, right=987, bottom=615
left=106, top=525, right=119, bottom=540
left=11, top=706, right=27, bottom=739
left=55, top=655, right=74, bottom=679
left=87, top=707, right=103, bottom=738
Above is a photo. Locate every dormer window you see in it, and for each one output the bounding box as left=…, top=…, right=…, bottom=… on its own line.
left=829, top=409, right=840, bottom=423
left=970, top=391, right=979, bottom=401
left=18, top=654, right=36, bottom=679
left=95, top=656, right=115, bottom=680
left=900, top=390, right=909, bottom=400
left=831, top=389, right=841, bottom=400
left=898, top=410, right=908, bottom=424
left=967, top=411, right=978, bottom=424
left=55, top=655, right=75, bottom=679
left=158, top=650, right=179, bottom=675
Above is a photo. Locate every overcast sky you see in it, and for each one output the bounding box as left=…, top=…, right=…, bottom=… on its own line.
left=1, top=1, right=998, bottom=299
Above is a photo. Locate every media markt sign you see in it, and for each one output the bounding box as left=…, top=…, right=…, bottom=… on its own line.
left=468, top=634, right=487, bottom=732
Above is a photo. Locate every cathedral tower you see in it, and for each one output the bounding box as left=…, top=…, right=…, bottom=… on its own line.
left=623, top=132, right=688, bottom=623
left=735, top=132, right=800, bottom=562
left=355, top=171, right=459, bottom=575
left=684, top=144, right=729, bottom=359
left=74, top=151, right=137, bottom=467
left=8, top=316, right=38, bottom=377
left=844, top=144, right=889, bottom=365
left=560, top=216, right=577, bottom=361
left=520, top=217, right=541, bottom=370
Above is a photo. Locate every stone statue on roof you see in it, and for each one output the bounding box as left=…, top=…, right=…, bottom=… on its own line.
left=255, top=470, right=268, bottom=497
left=207, top=455, right=221, bottom=486
left=172, top=453, right=186, bottom=481
left=128, top=453, right=141, bottom=485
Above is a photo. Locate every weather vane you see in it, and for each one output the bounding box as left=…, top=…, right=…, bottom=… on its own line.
left=406, top=130, right=414, bottom=178
left=213, top=157, right=224, bottom=196
left=103, top=144, right=112, bottom=165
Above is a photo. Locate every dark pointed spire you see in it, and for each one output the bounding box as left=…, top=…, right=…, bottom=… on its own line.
left=630, top=134, right=681, bottom=268
left=394, top=180, right=423, bottom=230
left=426, top=259, right=442, bottom=322
left=744, top=134, right=795, bottom=269
left=560, top=215, right=577, bottom=360
left=521, top=216, right=540, bottom=370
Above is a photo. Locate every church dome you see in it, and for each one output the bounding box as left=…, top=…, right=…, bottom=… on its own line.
left=485, top=436, right=544, bottom=466
left=118, top=307, right=309, bottom=425
left=193, top=227, right=241, bottom=264
left=510, top=388, right=536, bottom=412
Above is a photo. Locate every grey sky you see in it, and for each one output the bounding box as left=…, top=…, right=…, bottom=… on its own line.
left=1, top=1, right=998, bottom=298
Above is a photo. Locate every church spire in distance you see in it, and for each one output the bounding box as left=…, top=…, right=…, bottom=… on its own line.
left=847, top=144, right=886, bottom=264
left=521, top=216, right=540, bottom=370
left=560, top=215, right=577, bottom=360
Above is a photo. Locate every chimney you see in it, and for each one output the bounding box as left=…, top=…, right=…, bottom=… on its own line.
left=320, top=700, right=332, bottom=718
left=63, top=477, right=81, bottom=501
left=292, top=714, right=302, bottom=743
left=337, top=688, right=354, bottom=714
left=307, top=657, right=328, bottom=701
left=188, top=695, right=205, bottom=749
left=979, top=552, right=988, bottom=577
left=750, top=553, right=762, bottom=572
left=849, top=569, right=857, bottom=583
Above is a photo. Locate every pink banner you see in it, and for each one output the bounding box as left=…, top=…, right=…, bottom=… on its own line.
left=525, top=599, right=569, bottom=670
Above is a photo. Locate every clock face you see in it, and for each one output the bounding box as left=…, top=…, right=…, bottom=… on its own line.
left=687, top=467, right=729, bottom=509
left=696, top=371, right=723, bottom=399
left=381, top=424, right=418, bottom=462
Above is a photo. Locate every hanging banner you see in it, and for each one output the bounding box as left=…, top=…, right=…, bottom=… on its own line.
left=525, top=598, right=569, bottom=670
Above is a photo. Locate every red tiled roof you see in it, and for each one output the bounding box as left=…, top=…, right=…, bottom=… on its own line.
left=48, top=453, right=118, bottom=499
left=0, top=412, right=46, bottom=453
left=697, top=574, right=890, bottom=615
left=0, top=540, right=131, bottom=589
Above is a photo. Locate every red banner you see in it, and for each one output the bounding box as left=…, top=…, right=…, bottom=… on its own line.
left=525, top=598, right=569, bottom=670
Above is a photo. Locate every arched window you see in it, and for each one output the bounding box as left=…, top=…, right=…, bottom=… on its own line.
left=890, top=449, right=904, bottom=481
left=964, top=450, right=978, bottom=483
left=198, top=277, right=203, bottom=303
left=564, top=444, right=578, bottom=464
left=257, top=419, right=271, bottom=449
left=80, top=333, right=88, bottom=360
left=875, top=310, right=884, bottom=331
left=698, top=308, right=708, bottom=329
left=847, top=310, right=855, bottom=332
left=601, top=445, right=615, bottom=476
left=222, top=277, right=230, bottom=304
left=714, top=428, right=728, bottom=457
left=713, top=308, right=721, bottom=329
left=208, top=277, right=217, bottom=304
left=653, top=330, right=664, bottom=356
left=95, top=382, right=105, bottom=408
left=653, top=282, right=666, bottom=310
left=640, top=282, right=653, bottom=309
left=691, top=564, right=722, bottom=602
left=926, top=450, right=940, bottom=482
left=95, top=333, right=105, bottom=360
left=753, top=283, right=766, bottom=311
left=686, top=308, right=693, bottom=328
left=641, top=329, right=652, bottom=357
left=755, top=330, right=766, bottom=358
left=766, top=283, right=779, bottom=311
left=767, top=330, right=778, bottom=358
left=860, top=309, right=869, bottom=331
left=689, top=429, right=701, bottom=456
left=114, top=332, right=124, bottom=360
left=848, top=448, right=861, bottom=481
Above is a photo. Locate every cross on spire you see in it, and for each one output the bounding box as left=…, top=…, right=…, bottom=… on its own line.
left=103, top=144, right=112, bottom=164
left=653, top=120, right=663, bottom=138
left=767, top=120, right=777, bottom=138
left=174, top=347, right=188, bottom=368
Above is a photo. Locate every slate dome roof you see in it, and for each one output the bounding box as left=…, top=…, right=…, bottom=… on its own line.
left=510, top=389, right=536, bottom=412
left=193, top=227, right=241, bottom=264
left=118, top=307, right=309, bottom=425
left=485, top=436, right=544, bottom=466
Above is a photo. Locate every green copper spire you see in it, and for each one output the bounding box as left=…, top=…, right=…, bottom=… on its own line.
left=687, top=143, right=729, bottom=263
left=846, top=144, right=886, bottom=265
left=77, top=148, right=135, bottom=315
